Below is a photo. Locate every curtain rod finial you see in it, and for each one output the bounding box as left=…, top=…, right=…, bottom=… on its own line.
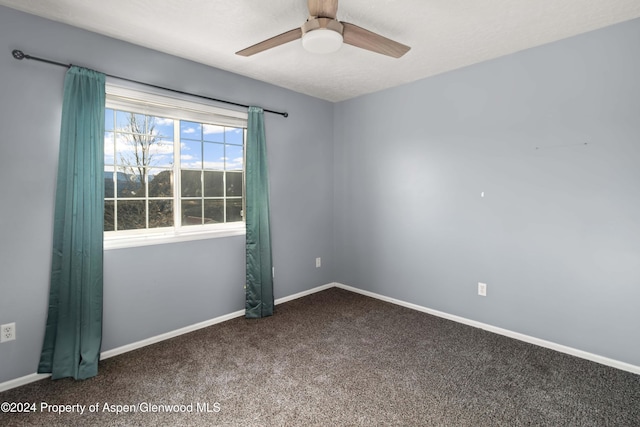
left=12, top=49, right=25, bottom=60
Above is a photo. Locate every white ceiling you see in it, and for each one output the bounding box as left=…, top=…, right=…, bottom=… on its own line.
left=2, top=0, right=640, bottom=102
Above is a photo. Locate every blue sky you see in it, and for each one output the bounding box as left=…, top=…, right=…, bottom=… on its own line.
left=104, top=109, right=244, bottom=172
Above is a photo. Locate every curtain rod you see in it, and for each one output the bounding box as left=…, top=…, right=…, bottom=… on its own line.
left=11, top=49, right=288, bottom=118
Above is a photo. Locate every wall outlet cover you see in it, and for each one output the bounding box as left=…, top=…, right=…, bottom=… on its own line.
left=478, top=282, right=487, bottom=297
left=1, top=323, right=16, bottom=342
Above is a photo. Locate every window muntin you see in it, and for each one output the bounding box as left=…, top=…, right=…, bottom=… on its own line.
left=103, top=86, right=247, bottom=246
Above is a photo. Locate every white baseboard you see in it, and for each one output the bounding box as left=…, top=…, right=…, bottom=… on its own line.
left=334, top=283, right=640, bottom=375
left=0, top=373, right=51, bottom=393
left=4, top=281, right=637, bottom=393
left=100, top=309, right=246, bottom=360
left=275, top=283, right=336, bottom=305
left=0, top=283, right=337, bottom=393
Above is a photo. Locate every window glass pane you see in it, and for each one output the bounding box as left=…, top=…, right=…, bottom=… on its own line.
left=117, top=200, right=146, bottom=230
left=104, top=132, right=115, bottom=165
left=203, top=124, right=224, bottom=142
left=148, top=168, right=173, bottom=197
left=149, top=200, right=173, bottom=228
left=180, top=121, right=201, bottom=140
left=113, top=132, right=127, bottom=162
left=203, top=142, right=224, bottom=170
left=181, top=139, right=202, bottom=169
left=226, top=172, right=243, bottom=197
left=104, top=166, right=115, bottom=198
left=203, top=171, right=224, bottom=197
left=104, top=200, right=115, bottom=231
left=117, top=111, right=146, bottom=133
left=117, top=134, right=151, bottom=168
left=226, top=199, right=243, bottom=223
left=204, top=200, right=224, bottom=224
left=149, top=116, right=174, bottom=138
left=105, top=108, right=114, bottom=131
left=225, top=127, right=244, bottom=145
left=182, top=200, right=202, bottom=226
left=226, top=145, right=243, bottom=170
left=116, top=167, right=144, bottom=198
left=181, top=170, right=201, bottom=197
left=148, top=138, right=174, bottom=167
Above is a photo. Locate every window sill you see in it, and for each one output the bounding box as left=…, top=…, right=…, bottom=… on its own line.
left=104, top=224, right=246, bottom=250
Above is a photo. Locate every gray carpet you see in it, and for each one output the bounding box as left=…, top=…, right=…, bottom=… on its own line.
left=1, top=287, right=639, bottom=426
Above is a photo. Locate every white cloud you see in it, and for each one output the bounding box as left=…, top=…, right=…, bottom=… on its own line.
left=202, top=161, right=225, bottom=169
left=113, top=134, right=174, bottom=154
left=154, top=117, right=173, bottom=126
left=226, top=158, right=243, bottom=169
left=203, top=124, right=224, bottom=135
left=104, top=133, right=115, bottom=161
left=150, top=141, right=174, bottom=155
left=183, top=127, right=196, bottom=134
left=105, top=133, right=175, bottom=168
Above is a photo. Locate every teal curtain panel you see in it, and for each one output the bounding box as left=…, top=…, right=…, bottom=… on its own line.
left=38, top=66, right=106, bottom=380
left=245, top=107, right=274, bottom=318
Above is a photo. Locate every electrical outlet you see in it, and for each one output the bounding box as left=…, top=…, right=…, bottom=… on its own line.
left=478, top=282, right=487, bottom=297
left=316, top=257, right=321, bottom=268
left=1, top=323, right=15, bottom=342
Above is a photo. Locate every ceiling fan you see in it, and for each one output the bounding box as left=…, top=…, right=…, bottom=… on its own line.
left=236, top=0, right=410, bottom=58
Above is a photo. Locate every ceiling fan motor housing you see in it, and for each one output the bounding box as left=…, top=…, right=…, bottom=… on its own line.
left=302, top=18, right=344, bottom=54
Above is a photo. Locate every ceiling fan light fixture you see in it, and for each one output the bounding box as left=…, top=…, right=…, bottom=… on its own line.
left=236, top=1, right=410, bottom=58
left=302, top=29, right=343, bottom=54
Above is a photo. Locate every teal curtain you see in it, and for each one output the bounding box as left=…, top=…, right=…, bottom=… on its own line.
left=38, top=66, right=106, bottom=380
left=245, top=107, right=274, bottom=318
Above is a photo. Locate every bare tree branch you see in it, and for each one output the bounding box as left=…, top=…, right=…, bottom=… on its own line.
left=119, top=113, right=162, bottom=191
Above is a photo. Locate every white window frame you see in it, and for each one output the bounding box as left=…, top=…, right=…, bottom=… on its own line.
left=103, top=84, right=247, bottom=250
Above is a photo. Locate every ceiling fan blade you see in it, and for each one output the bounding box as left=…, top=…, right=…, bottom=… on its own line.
left=308, top=0, right=339, bottom=19
left=236, top=28, right=303, bottom=56
left=342, top=22, right=410, bottom=58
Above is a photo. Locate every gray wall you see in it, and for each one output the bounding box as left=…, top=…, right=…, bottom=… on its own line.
left=0, top=6, right=334, bottom=383
left=1, top=5, right=638, bottom=386
left=334, top=18, right=640, bottom=366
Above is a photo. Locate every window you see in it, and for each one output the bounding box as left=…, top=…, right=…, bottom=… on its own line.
left=103, top=85, right=247, bottom=249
